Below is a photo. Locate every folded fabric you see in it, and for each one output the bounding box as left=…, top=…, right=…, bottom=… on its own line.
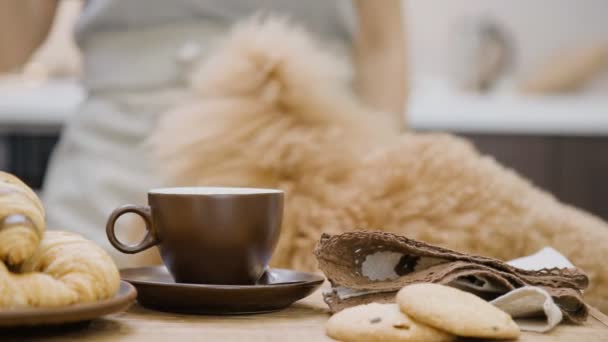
left=508, top=247, right=575, bottom=270
left=491, top=286, right=562, bottom=333
left=315, top=231, right=589, bottom=324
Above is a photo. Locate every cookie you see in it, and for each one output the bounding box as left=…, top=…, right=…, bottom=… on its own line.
left=326, top=303, right=454, bottom=342
left=397, top=283, right=520, bottom=339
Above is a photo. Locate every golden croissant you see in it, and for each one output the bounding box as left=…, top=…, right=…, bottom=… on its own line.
left=0, top=171, right=45, bottom=266
left=0, top=171, right=120, bottom=308
left=0, top=231, right=120, bottom=308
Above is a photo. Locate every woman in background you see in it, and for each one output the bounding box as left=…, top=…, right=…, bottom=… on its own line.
left=0, top=0, right=406, bottom=266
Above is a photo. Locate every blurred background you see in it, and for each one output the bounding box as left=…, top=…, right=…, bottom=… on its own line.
left=1, top=0, right=608, bottom=216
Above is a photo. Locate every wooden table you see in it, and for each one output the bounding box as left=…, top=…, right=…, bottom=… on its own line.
left=4, top=285, right=608, bottom=341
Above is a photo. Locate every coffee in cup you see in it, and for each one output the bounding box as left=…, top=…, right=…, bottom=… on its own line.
left=106, top=187, right=283, bottom=285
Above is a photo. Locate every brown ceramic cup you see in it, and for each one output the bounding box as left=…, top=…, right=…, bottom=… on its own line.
left=106, top=187, right=283, bottom=285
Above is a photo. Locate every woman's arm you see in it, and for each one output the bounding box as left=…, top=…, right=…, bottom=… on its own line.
left=0, top=0, right=59, bottom=73
left=353, top=0, right=407, bottom=130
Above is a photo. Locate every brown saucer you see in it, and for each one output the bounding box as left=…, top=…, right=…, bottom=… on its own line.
left=0, top=281, right=137, bottom=327
left=120, top=266, right=324, bottom=314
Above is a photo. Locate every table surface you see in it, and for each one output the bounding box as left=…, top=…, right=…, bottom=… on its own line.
left=4, top=285, right=608, bottom=342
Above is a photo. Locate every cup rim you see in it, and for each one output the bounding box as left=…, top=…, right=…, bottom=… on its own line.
left=148, top=186, right=283, bottom=196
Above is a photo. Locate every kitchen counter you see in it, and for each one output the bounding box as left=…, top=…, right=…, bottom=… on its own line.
left=2, top=79, right=608, bottom=136
left=0, top=78, right=84, bottom=131
left=409, top=82, right=608, bottom=136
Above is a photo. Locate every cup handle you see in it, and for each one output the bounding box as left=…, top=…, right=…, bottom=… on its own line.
left=106, top=204, right=159, bottom=254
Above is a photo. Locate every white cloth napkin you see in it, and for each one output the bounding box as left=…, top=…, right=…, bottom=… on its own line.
left=489, top=247, right=576, bottom=333
left=491, top=286, right=563, bottom=333
left=507, top=247, right=574, bottom=270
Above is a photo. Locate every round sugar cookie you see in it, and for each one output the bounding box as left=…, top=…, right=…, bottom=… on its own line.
left=326, top=303, right=454, bottom=342
left=397, top=283, right=520, bottom=339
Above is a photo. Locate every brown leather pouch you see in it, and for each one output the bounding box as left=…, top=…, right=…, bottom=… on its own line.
left=314, top=231, right=589, bottom=323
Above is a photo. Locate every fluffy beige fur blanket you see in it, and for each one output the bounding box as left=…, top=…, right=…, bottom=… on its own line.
left=151, top=17, right=608, bottom=311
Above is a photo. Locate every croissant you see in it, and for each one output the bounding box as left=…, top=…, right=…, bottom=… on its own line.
left=0, top=231, right=120, bottom=308
left=0, top=171, right=120, bottom=308
left=0, top=171, right=45, bottom=266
